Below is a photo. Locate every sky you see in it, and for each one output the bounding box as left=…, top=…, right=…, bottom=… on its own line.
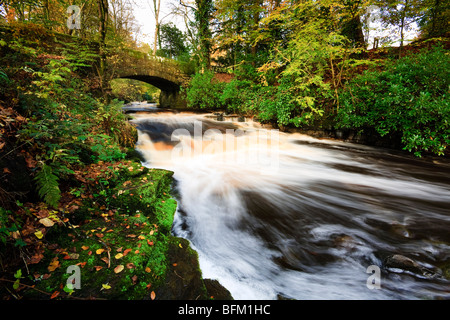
left=132, top=0, right=188, bottom=46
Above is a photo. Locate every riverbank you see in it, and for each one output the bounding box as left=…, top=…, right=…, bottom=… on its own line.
left=0, top=30, right=232, bottom=299
left=0, top=140, right=232, bottom=300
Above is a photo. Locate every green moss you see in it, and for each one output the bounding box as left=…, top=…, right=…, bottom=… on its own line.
left=23, top=162, right=180, bottom=300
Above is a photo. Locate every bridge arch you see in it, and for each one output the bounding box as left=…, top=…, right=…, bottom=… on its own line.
left=111, top=54, right=189, bottom=108
left=118, top=75, right=180, bottom=93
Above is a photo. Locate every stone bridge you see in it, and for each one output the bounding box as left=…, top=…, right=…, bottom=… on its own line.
left=109, top=49, right=190, bottom=108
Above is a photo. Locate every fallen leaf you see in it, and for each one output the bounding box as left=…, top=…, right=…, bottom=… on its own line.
left=134, top=250, right=139, bottom=254
left=95, top=233, right=104, bottom=238
left=96, top=249, right=105, bottom=255
left=39, top=218, right=54, bottom=227
left=102, top=284, right=111, bottom=290
left=179, top=243, right=183, bottom=249
left=81, top=246, right=89, bottom=251
left=150, top=291, right=156, bottom=300
left=114, top=265, right=124, bottom=273
left=101, top=257, right=110, bottom=265
left=34, top=230, right=44, bottom=239
left=50, top=291, right=60, bottom=299
left=138, top=235, right=145, bottom=240
left=173, top=263, right=178, bottom=267
left=30, top=253, right=44, bottom=264
left=123, top=248, right=132, bottom=256
left=63, top=253, right=79, bottom=260
left=131, top=275, right=138, bottom=285
left=147, top=240, right=154, bottom=246
left=146, top=283, right=152, bottom=290
left=94, top=266, right=103, bottom=271
left=126, top=263, right=136, bottom=269
left=145, top=267, right=151, bottom=273
left=149, top=230, right=155, bottom=236
left=48, top=258, right=60, bottom=272
left=115, top=253, right=123, bottom=260
left=3, top=167, right=11, bottom=174
left=116, top=247, right=123, bottom=252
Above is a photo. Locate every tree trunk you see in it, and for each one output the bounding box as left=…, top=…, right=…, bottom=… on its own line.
left=153, top=0, right=161, bottom=56
left=98, top=0, right=109, bottom=92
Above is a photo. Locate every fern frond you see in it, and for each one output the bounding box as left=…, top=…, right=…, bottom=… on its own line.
left=34, top=164, right=61, bottom=208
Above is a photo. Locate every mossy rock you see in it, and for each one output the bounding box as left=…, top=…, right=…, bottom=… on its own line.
left=17, top=161, right=231, bottom=300
left=20, top=164, right=184, bottom=299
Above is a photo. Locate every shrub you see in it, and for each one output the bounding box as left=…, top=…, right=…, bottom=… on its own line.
left=184, top=71, right=225, bottom=110
left=336, top=45, right=450, bottom=156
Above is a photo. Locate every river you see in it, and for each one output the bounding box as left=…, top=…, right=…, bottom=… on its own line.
left=126, top=102, right=450, bottom=300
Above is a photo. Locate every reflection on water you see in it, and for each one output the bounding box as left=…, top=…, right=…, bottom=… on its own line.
left=130, top=103, right=450, bottom=300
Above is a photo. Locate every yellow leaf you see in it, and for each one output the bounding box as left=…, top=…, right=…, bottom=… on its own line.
left=115, top=253, right=123, bottom=260
left=102, top=284, right=111, bottom=290
left=114, top=265, right=124, bottom=273
left=138, top=235, right=145, bottom=240
left=96, top=249, right=105, bottom=255
left=145, top=267, right=151, bottom=273
left=178, top=243, right=183, bottom=248
left=34, top=230, right=44, bottom=239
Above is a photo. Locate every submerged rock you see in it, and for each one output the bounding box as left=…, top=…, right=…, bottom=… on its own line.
left=383, top=254, right=440, bottom=279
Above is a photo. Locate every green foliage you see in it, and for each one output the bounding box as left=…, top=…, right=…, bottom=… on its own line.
left=336, top=45, right=450, bottom=156
left=220, top=79, right=253, bottom=113
left=158, top=22, right=189, bottom=60
left=34, top=163, right=61, bottom=208
left=110, top=79, right=160, bottom=103
left=185, top=71, right=225, bottom=110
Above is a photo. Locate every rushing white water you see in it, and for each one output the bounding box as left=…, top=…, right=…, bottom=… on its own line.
left=130, top=103, right=450, bottom=300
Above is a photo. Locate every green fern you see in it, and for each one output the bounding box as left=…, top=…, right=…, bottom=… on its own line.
left=34, top=164, right=61, bottom=208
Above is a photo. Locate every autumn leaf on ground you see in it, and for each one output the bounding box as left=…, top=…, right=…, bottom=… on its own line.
left=114, top=265, right=124, bottom=273
left=126, top=263, right=136, bottom=269
left=145, top=267, right=151, bottom=273
left=150, top=291, right=156, bottom=300
left=115, top=253, right=123, bottom=260
left=63, top=253, right=79, bottom=260
left=39, top=218, right=54, bottom=227
left=48, top=258, right=60, bottom=272
left=50, top=291, right=60, bottom=299
left=81, top=246, right=89, bottom=251
left=101, top=257, right=110, bottom=265
left=123, top=248, right=132, bottom=256
left=101, top=284, right=111, bottom=290
left=34, top=230, right=44, bottom=239
left=94, top=266, right=103, bottom=271
left=96, top=249, right=105, bottom=255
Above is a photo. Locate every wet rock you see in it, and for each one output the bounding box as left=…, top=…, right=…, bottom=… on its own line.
left=383, top=254, right=440, bottom=279
left=204, top=279, right=233, bottom=300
